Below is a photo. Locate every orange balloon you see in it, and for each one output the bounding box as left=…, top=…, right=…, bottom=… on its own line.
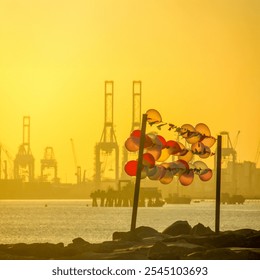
left=160, top=170, right=173, bottom=184
left=146, top=109, right=162, bottom=124
left=180, top=124, right=195, bottom=138
left=199, top=169, right=213, bottom=181
left=178, top=150, right=193, bottom=162
left=179, top=170, right=194, bottom=186
left=125, top=137, right=139, bottom=152
left=195, top=123, right=211, bottom=137
left=201, top=136, right=216, bottom=148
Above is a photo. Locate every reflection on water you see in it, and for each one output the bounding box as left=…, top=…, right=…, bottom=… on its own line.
left=0, top=200, right=259, bottom=245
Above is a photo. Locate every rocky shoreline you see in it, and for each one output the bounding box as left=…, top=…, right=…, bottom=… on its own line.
left=1, top=221, right=259, bottom=260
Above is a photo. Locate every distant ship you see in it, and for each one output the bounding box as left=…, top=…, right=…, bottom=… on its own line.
left=221, top=193, right=245, bottom=205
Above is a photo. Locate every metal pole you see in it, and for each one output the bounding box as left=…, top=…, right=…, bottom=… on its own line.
left=130, top=113, right=147, bottom=231
left=215, top=135, right=222, bottom=233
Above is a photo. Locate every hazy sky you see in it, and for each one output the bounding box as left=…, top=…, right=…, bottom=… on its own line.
left=0, top=0, right=259, bottom=183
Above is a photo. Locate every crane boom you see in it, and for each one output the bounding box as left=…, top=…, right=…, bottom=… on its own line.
left=70, top=138, right=81, bottom=184
left=70, top=138, right=77, bottom=169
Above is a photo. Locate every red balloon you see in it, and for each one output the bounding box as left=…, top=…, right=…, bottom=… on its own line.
left=157, top=135, right=167, bottom=148
left=144, top=135, right=153, bottom=148
left=142, top=153, right=155, bottom=168
left=124, top=160, right=138, bottom=176
left=166, top=140, right=182, bottom=155
left=131, top=130, right=141, bottom=138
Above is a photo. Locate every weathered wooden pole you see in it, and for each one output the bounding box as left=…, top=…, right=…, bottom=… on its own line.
left=215, top=135, right=222, bottom=233
left=130, top=113, right=147, bottom=231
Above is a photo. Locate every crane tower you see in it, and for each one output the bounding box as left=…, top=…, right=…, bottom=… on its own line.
left=121, top=81, right=142, bottom=178
left=40, top=146, right=59, bottom=183
left=14, top=116, right=35, bottom=182
left=131, top=81, right=142, bottom=131
left=94, top=81, right=119, bottom=184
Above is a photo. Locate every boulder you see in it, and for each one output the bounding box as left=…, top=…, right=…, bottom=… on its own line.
left=148, top=241, right=171, bottom=259
left=134, top=226, right=161, bottom=238
left=2, top=243, right=65, bottom=259
left=72, top=237, right=90, bottom=246
left=112, top=231, right=141, bottom=242
left=148, top=240, right=206, bottom=260
left=210, top=232, right=247, bottom=248
left=186, top=248, right=241, bottom=260
left=246, top=232, right=260, bottom=248
left=190, top=223, right=214, bottom=236
left=162, top=221, right=192, bottom=236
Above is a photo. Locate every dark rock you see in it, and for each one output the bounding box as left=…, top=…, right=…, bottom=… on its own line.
left=134, top=226, right=160, bottom=238
left=72, top=237, right=90, bottom=246
left=162, top=220, right=192, bottom=236
left=246, top=232, right=260, bottom=248
left=0, top=223, right=259, bottom=260
left=148, top=240, right=206, bottom=260
left=148, top=241, right=171, bottom=259
left=233, top=229, right=258, bottom=236
left=3, top=243, right=65, bottom=259
left=186, top=248, right=241, bottom=260
left=190, top=223, right=214, bottom=236
left=233, top=248, right=260, bottom=260
left=113, top=231, right=141, bottom=242
left=211, top=232, right=247, bottom=248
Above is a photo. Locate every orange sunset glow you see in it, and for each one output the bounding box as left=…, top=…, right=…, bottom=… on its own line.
left=0, top=0, right=259, bottom=183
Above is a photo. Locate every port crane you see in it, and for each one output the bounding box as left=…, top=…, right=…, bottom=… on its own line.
left=13, top=116, right=35, bottom=182
left=40, top=146, right=59, bottom=183
left=70, top=138, right=82, bottom=184
left=94, top=81, right=119, bottom=185
left=0, top=143, right=14, bottom=179
left=121, top=81, right=142, bottom=178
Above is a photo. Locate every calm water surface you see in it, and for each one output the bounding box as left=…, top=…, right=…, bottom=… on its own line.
left=0, top=200, right=259, bottom=245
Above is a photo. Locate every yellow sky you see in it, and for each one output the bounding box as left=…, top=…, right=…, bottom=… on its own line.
left=0, top=0, right=259, bottom=183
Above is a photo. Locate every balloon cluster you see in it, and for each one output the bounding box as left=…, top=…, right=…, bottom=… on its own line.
left=124, top=109, right=216, bottom=186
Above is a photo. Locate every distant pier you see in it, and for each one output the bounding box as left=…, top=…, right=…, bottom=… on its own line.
left=90, top=187, right=165, bottom=207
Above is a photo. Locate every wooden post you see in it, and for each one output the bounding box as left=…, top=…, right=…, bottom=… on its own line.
left=130, top=113, right=147, bottom=231
left=215, top=135, right=222, bottom=233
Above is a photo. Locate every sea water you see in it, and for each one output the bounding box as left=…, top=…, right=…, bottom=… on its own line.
left=0, top=199, right=259, bottom=245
